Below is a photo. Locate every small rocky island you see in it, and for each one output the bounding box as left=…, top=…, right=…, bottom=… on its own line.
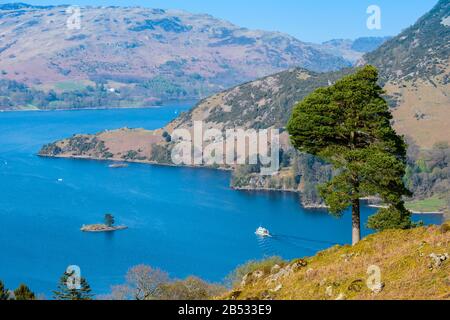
left=81, top=214, right=127, bottom=233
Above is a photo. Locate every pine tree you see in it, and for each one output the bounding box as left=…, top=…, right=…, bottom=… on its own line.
left=13, top=284, right=35, bottom=300
left=0, top=280, right=10, bottom=300
left=287, top=65, right=414, bottom=245
left=53, top=271, right=94, bottom=300
left=104, top=213, right=115, bottom=227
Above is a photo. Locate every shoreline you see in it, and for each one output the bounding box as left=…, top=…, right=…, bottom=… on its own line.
left=232, top=186, right=299, bottom=194
left=38, top=153, right=235, bottom=172
left=0, top=104, right=188, bottom=113
left=0, top=98, right=198, bottom=113
left=39, top=155, right=446, bottom=216
left=368, top=204, right=444, bottom=215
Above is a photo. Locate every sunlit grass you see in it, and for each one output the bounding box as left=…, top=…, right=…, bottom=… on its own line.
left=406, top=196, right=446, bottom=213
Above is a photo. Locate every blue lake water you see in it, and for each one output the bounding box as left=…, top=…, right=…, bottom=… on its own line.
left=0, top=107, right=443, bottom=297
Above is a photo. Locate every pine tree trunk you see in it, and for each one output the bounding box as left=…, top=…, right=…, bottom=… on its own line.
left=352, top=198, right=361, bottom=245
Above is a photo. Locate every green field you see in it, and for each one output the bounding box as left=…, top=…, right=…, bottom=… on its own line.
left=405, top=196, right=447, bottom=213
left=54, top=81, right=88, bottom=92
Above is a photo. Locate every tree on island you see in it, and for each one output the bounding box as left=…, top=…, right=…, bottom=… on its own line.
left=0, top=280, right=10, bottom=300
left=104, top=213, right=115, bottom=228
left=287, top=65, right=414, bottom=245
left=13, top=284, right=35, bottom=300
left=53, top=271, right=94, bottom=300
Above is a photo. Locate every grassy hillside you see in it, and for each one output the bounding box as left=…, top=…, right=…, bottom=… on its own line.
left=223, top=222, right=450, bottom=300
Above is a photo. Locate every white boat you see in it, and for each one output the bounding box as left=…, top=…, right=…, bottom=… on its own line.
left=255, top=227, right=271, bottom=237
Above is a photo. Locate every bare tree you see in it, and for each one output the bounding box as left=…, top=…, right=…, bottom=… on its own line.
left=99, top=284, right=130, bottom=300
left=101, top=265, right=225, bottom=300
left=125, top=265, right=169, bottom=300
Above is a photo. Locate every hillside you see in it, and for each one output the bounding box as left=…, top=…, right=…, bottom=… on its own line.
left=169, top=68, right=354, bottom=131
left=364, top=0, right=449, bottom=84
left=361, top=0, right=450, bottom=148
left=0, top=3, right=353, bottom=110
left=223, top=223, right=450, bottom=300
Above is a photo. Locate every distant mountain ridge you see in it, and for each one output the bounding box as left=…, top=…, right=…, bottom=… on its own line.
left=0, top=2, right=53, bottom=10
left=320, top=36, right=392, bottom=63
left=0, top=2, right=356, bottom=109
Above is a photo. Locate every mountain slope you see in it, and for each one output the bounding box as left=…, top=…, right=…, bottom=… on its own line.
left=0, top=3, right=351, bottom=109
left=169, top=68, right=354, bottom=131
left=364, top=0, right=449, bottom=84
left=223, top=223, right=450, bottom=300
left=362, top=0, right=450, bottom=148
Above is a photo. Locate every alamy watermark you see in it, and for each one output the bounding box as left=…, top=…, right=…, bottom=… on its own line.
left=327, top=265, right=383, bottom=297
left=171, top=121, right=280, bottom=175
left=66, top=6, right=81, bottom=30
left=366, top=264, right=383, bottom=293
left=66, top=265, right=81, bottom=290
left=367, top=5, right=382, bottom=30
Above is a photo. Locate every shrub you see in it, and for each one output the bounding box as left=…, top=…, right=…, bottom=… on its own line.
left=13, top=284, right=35, bottom=300
left=150, top=145, right=172, bottom=163
left=158, top=276, right=225, bottom=300
left=104, top=266, right=225, bottom=300
left=225, top=256, right=286, bottom=288
left=367, top=205, right=417, bottom=231
left=440, top=221, right=450, bottom=234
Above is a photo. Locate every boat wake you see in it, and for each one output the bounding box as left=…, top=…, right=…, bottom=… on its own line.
left=275, top=234, right=340, bottom=246
left=256, top=233, right=342, bottom=256
left=256, top=236, right=278, bottom=257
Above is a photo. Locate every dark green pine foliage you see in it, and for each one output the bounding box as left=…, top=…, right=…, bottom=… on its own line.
left=0, top=280, right=10, bottom=300
left=104, top=213, right=115, bottom=227
left=287, top=65, right=414, bottom=245
left=13, top=284, right=35, bottom=300
left=53, top=272, right=94, bottom=300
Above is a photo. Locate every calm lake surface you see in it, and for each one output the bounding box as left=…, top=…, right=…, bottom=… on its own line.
left=0, top=107, right=443, bottom=297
